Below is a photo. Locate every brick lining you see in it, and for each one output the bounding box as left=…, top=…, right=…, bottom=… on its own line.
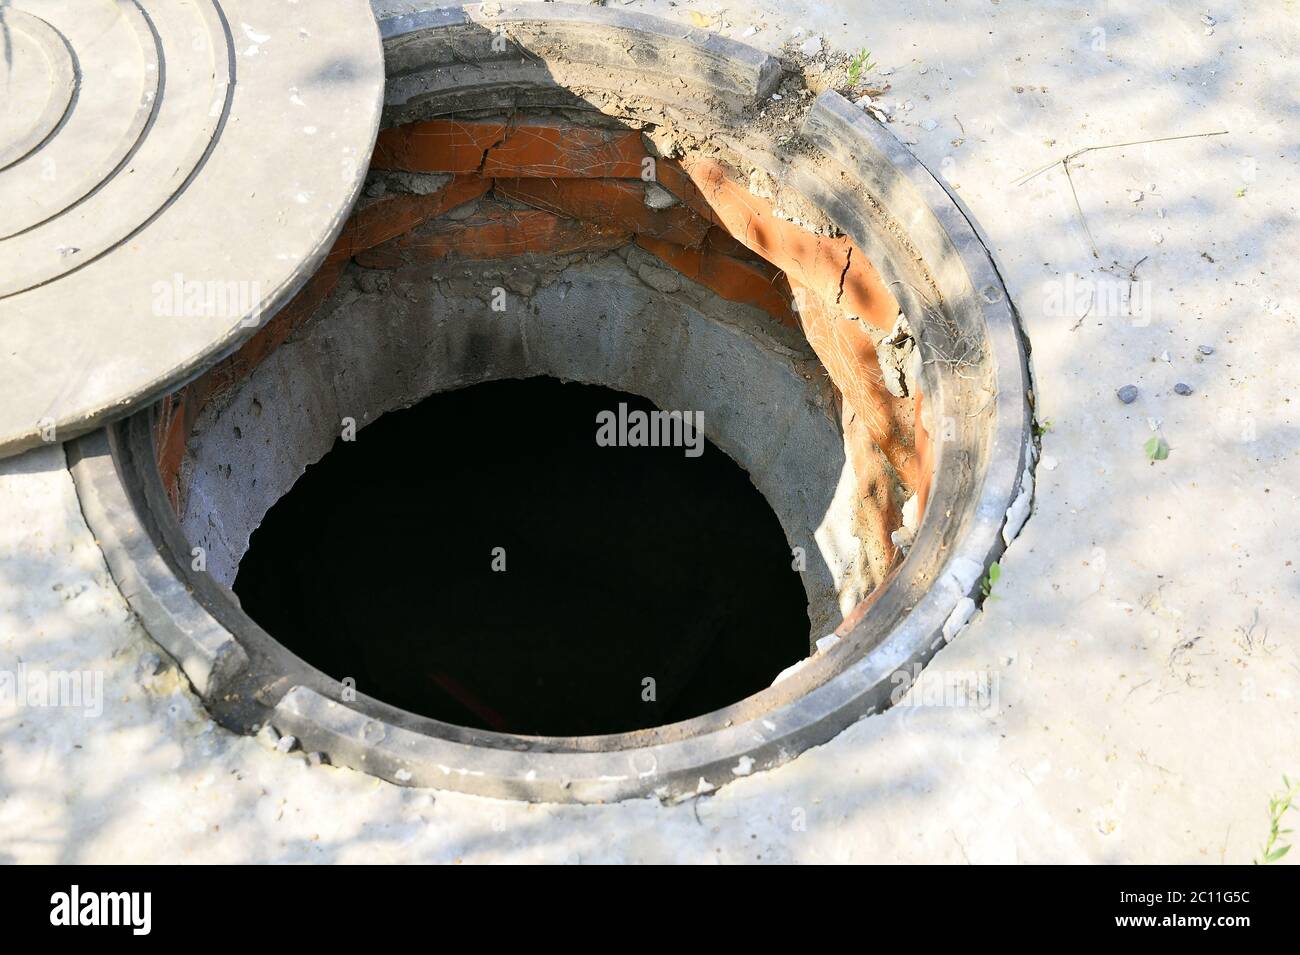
left=157, top=116, right=932, bottom=554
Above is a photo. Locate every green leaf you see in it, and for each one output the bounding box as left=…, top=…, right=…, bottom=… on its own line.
left=1144, top=435, right=1169, bottom=461
left=1266, top=845, right=1291, bottom=862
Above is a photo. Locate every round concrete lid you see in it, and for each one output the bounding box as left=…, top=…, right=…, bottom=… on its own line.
left=0, top=0, right=384, bottom=457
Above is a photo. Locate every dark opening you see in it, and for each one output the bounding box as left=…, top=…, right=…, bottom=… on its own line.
left=234, top=377, right=809, bottom=736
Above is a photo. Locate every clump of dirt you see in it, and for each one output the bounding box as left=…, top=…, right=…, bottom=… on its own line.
left=774, top=40, right=894, bottom=129
left=729, top=39, right=896, bottom=160
left=780, top=37, right=892, bottom=98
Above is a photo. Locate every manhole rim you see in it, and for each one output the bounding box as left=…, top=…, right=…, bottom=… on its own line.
left=68, top=1, right=1033, bottom=803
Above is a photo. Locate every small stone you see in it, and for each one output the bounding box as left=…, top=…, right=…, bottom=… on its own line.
left=394, top=768, right=413, bottom=783
left=275, top=734, right=298, bottom=754
left=1116, top=384, right=1139, bottom=404
left=920, top=118, right=938, bottom=131
left=1149, top=229, right=1165, bottom=245
left=306, top=751, right=327, bottom=767
left=1198, top=344, right=1214, bottom=355
left=642, top=181, right=677, bottom=210
left=1128, top=189, right=1144, bottom=203
left=1159, top=350, right=1171, bottom=363
left=1040, top=455, right=1059, bottom=471
left=1174, top=382, right=1194, bottom=396
left=1200, top=14, right=1216, bottom=26
left=799, top=36, right=823, bottom=56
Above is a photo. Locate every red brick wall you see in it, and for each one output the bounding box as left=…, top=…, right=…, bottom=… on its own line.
left=157, top=117, right=932, bottom=545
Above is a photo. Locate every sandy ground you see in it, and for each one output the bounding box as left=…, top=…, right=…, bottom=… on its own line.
left=1, top=0, right=1297, bottom=863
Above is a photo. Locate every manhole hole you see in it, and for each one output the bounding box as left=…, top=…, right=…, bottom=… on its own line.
left=67, top=2, right=1033, bottom=803
left=234, top=377, right=812, bottom=737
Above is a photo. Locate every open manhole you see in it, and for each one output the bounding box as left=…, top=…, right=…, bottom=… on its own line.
left=234, top=377, right=812, bottom=737
left=66, top=2, right=1033, bottom=803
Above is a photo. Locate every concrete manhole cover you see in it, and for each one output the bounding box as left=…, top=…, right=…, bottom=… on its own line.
left=0, top=0, right=385, bottom=456
left=62, top=2, right=1032, bottom=804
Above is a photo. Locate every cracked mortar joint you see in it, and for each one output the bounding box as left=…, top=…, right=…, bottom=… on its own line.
left=875, top=311, right=918, bottom=398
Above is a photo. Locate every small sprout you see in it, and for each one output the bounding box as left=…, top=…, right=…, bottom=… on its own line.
left=1144, top=434, right=1170, bottom=462
left=1235, top=187, right=1247, bottom=198
left=1255, top=775, right=1298, bottom=865
left=1033, top=417, right=1054, bottom=437
left=847, top=48, right=876, bottom=85
left=981, top=561, right=1002, bottom=600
